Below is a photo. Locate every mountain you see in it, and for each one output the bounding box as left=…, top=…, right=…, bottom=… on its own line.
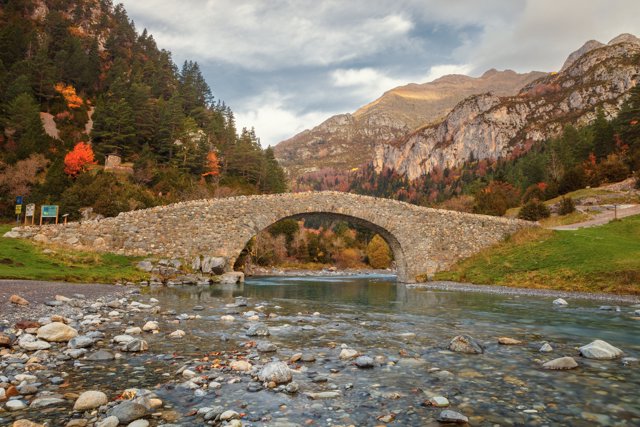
left=274, top=69, right=545, bottom=177
left=374, top=34, right=640, bottom=180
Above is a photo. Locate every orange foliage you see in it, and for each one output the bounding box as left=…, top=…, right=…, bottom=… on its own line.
left=55, top=83, right=84, bottom=109
left=64, top=142, right=96, bottom=176
left=202, top=151, right=220, bottom=177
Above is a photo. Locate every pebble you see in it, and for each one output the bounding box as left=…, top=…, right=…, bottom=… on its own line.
left=339, top=348, right=358, bottom=359
left=9, top=295, right=29, bottom=306
left=142, top=321, right=159, bottom=332
left=259, top=361, right=292, bottom=384
left=126, top=420, right=149, bottom=427
left=355, top=355, right=374, bottom=368
left=498, top=337, right=522, bottom=345
left=430, top=396, right=450, bottom=407
left=448, top=335, right=483, bottom=354
left=108, top=401, right=148, bottom=424
left=5, top=399, right=28, bottom=410
left=539, top=342, right=553, bottom=352
left=74, top=391, right=108, bottom=411
left=169, top=330, right=185, bottom=338
left=246, top=323, right=270, bottom=336
left=553, top=298, right=568, bottom=306
left=220, top=410, right=240, bottom=421
left=96, top=417, right=119, bottom=427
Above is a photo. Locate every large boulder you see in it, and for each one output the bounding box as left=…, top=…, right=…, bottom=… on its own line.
left=37, top=322, right=78, bottom=342
left=448, top=335, right=484, bottom=354
left=201, top=256, right=226, bottom=274
left=258, top=361, right=292, bottom=384
left=579, top=340, right=623, bottom=360
left=74, top=390, right=108, bottom=411
left=220, top=271, right=244, bottom=284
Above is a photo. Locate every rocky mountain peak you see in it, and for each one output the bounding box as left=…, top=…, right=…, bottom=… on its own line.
left=608, top=33, right=640, bottom=46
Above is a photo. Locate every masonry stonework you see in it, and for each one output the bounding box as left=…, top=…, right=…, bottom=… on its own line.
left=5, top=192, right=531, bottom=282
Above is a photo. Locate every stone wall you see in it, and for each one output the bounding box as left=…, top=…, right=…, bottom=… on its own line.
left=4, top=191, right=532, bottom=282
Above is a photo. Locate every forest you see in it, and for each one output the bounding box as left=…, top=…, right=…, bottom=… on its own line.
left=0, top=0, right=286, bottom=220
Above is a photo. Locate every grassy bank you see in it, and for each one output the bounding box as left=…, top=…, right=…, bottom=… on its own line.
left=434, top=215, right=640, bottom=295
left=0, top=225, right=146, bottom=283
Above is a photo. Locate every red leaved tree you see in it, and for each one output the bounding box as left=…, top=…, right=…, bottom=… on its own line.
left=202, top=151, right=220, bottom=177
left=64, top=142, right=96, bottom=176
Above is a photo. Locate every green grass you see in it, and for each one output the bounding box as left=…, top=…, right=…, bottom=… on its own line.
left=0, top=224, right=146, bottom=283
left=538, top=211, right=592, bottom=227
left=434, top=215, right=640, bottom=295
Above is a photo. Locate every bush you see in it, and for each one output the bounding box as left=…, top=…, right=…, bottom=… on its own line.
left=473, top=181, right=520, bottom=216
left=366, top=234, right=392, bottom=269
left=334, top=248, right=362, bottom=268
left=596, top=154, right=629, bottom=183
left=522, top=184, right=545, bottom=203
left=559, top=166, right=586, bottom=194
left=518, top=200, right=551, bottom=221
left=558, top=197, right=576, bottom=215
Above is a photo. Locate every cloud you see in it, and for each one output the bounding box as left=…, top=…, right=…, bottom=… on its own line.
left=121, top=0, right=640, bottom=147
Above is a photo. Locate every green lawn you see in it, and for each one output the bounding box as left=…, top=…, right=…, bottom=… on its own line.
left=0, top=224, right=146, bottom=283
left=434, top=215, right=640, bottom=295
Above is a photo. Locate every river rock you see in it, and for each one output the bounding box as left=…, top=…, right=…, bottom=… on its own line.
left=220, top=315, right=235, bottom=322
left=18, top=334, right=51, bottom=351
left=305, top=391, right=342, bottom=399
left=68, top=336, right=94, bottom=349
left=127, top=420, right=149, bottom=427
left=220, top=272, right=244, bottom=284
left=5, top=399, right=27, bottom=410
left=430, top=396, right=450, bottom=407
left=553, top=298, right=568, bottom=306
left=113, top=335, right=135, bottom=344
left=122, top=339, right=148, bottom=352
left=355, top=356, right=374, bottom=368
left=448, top=335, right=484, bottom=354
left=96, top=416, right=119, bottom=427
left=230, top=360, right=252, bottom=372
left=108, top=401, right=148, bottom=424
left=539, top=342, right=553, bottom=352
left=257, top=341, right=277, bottom=352
left=0, top=332, right=13, bottom=347
left=579, top=340, right=623, bottom=359
left=30, top=397, right=65, bottom=408
left=220, top=410, right=240, bottom=421
left=498, top=337, right=522, bottom=345
left=246, top=323, right=270, bottom=336
left=142, top=321, right=159, bottom=332
left=87, top=350, right=115, bottom=361
left=74, top=391, right=108, bottom=411
left=125, top=327, right=142, bottom=335
left=169, top=330, right=185, bottom=338
left=37, top=322, right=78, bottom=342
left=543, top=356, right=579, bottom=370
left=201, top=256, right=226, bottom=274
left=437, top=410, right=468, bottom=423
left=9, top=294, right=29, bottom=306
left=258, top=361, right=292, bottom=384
left=12, top=421, right=44, bottom=427
left=339, top=348, right=359, bottom=360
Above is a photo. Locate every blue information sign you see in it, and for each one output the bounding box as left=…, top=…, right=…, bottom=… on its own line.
left=16, top=196, right=23, bottom=205
left=41, top=205, right=59, bottom=218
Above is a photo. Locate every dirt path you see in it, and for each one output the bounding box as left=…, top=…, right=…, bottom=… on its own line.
left=549, top=204, right=640, bottom=230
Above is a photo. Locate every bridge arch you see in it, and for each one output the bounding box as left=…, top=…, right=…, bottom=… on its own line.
left=231, top=212, right=408, bottom=280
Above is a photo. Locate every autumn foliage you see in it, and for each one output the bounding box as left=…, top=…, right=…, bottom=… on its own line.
left=201, top=151, right=220, bottom=177
left=55, top=83, right=84, bottom=109
left=64, top=142, right=96, bottom=176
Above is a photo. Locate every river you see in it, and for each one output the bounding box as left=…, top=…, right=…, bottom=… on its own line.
left=3, top=275, right=640, bottom=426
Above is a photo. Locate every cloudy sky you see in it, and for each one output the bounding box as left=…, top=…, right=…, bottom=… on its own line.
left=120, top=0, right=640, bottom=146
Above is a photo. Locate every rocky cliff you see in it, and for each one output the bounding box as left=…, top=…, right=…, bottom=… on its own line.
left=274, top=70, right=544, bottom=177
left=374, top=34, right=640, bottom=180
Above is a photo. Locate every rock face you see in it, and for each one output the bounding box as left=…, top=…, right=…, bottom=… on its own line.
left=579, top=340, right=623, bottom=359
left=6, top=192, right=529, bottom=282
left=374, top=35, right=640, bottom=180
left=448, top=335, right=484, bottom=354
left=275, top=69, right=544, bottom=178
left=36, top=322, right=78, bottom=342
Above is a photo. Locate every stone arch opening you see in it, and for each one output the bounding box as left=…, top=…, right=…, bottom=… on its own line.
left=232, top=212, right=408, bottom=281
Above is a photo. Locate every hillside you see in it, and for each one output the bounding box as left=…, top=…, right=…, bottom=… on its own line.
left=0, top=0, right=285, bottom=220
left=375, top=34, right=640, bottom=180
left=275, top=69, right=544, bottom=177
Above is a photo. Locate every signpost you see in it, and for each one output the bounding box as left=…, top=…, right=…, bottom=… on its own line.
left=40, top=205, right=59, bottom=225
left=25, top=203, right=35, bottom=225
left=15, top=196, right=23, bottom=224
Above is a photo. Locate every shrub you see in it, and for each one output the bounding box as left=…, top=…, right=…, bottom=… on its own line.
left=518, top=200, right=551, bottom=221
left=473, top=181, right=520, bottom=216
left=366, top=234, right=392, bottom=269
left=334, top=248, right=362, bottom=268
left=522, top=184, right=545, bottom=203
left=559, top=166, right=586, bottom=194
left=558, top=197, right=576, bottom=215
left=596, top=154, right=630, bottom=183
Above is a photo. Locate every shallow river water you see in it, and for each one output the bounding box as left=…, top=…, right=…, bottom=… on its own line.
left=7, top=275, right=640, bottom=426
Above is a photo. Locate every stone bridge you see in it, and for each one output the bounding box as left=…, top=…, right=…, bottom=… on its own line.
left=6, top=192, right=530, bottom=282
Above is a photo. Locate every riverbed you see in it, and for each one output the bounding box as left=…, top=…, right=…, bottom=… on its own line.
left=1, top=275, right=639, bottom=426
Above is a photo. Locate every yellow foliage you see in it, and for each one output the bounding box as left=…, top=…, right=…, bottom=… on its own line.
left=366, top=234, right=392, bottom=269
left=55, top=83, right=84, bottom=109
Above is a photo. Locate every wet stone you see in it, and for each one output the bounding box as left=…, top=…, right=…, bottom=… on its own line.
left=448, top=335, right=484, bottom=354
left=437, top=410, right=469, bottom=424
left=246, top=323, right=270, bottom=336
